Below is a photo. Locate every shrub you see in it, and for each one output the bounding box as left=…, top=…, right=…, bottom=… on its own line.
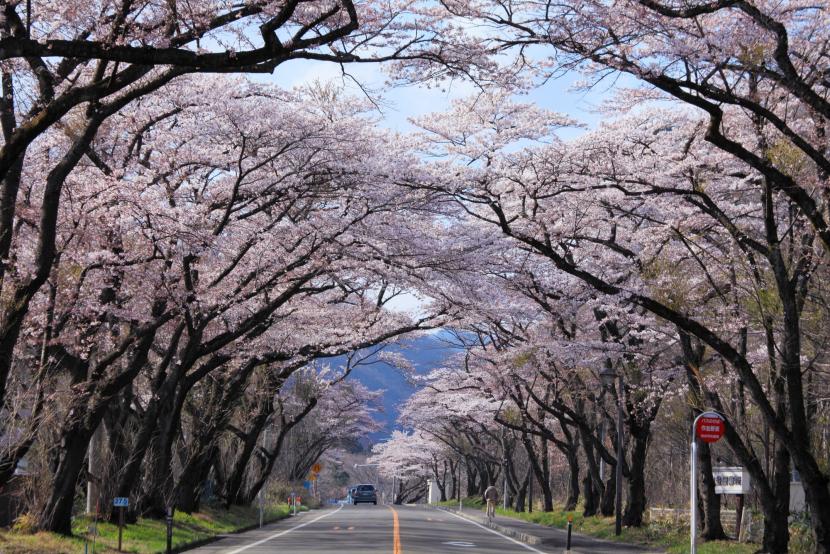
left=11, top=512, right=38, bottom=534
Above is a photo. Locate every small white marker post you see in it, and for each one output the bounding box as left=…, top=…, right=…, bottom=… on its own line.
left=258, top=487, right=263, bottom=528
left=690, top=411, right=725, bottom=554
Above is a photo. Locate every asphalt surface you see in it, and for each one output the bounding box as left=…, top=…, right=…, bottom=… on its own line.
left=186, top=504, right=654, bottom=554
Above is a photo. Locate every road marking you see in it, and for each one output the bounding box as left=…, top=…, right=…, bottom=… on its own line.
left=442, top=510, right=548, bottom=553
left=389, top=506, right=402, bottom=554
left=224, top=506, right=342, bottom=554
left=443, top=540, right=477, bottom=547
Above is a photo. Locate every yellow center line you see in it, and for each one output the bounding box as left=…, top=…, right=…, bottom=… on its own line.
left=389, top=506, right=402, bottom=554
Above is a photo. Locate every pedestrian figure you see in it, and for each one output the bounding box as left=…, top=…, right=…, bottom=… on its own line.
left=484, top=483, right=499, bottom=522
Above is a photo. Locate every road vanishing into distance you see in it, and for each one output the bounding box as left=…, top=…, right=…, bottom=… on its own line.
left=187, top=504, right=649, bottom=554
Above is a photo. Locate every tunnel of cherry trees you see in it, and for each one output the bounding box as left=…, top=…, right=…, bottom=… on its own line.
left=0, top=1, right=828, bottom=553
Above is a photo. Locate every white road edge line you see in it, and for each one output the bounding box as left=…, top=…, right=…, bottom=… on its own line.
left=224, top=505, right=343, bottom=554
left=443, top=509, right=548, bottom=554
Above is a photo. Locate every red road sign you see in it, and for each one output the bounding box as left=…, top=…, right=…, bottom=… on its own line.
left=695, top=412, right=725, bottom=443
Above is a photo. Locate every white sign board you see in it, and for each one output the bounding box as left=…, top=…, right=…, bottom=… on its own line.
left=713, top=467, right=750, bottom=494
left=113, top=497, right=129, bottom=507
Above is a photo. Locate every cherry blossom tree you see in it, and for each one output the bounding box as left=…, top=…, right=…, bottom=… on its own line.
left=411, top=90, right=829, bottom=550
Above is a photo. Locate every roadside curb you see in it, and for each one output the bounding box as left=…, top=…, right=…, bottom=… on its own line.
left=434, top=506, right=589, bottom=554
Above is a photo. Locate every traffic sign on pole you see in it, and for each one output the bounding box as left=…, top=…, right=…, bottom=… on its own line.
left=691, top=411, right=725, bottom=554
left=695, top=413, right=725, bottom=443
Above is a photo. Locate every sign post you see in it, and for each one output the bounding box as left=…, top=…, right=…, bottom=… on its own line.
left=113, top=497, right=129, bottom=552
left=691, top=412, right=725, bottom=554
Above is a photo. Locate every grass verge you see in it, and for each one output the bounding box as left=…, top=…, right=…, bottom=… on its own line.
left=438, top=499, right=755, bottom=554
left=0, top=503, right=302, bottom=554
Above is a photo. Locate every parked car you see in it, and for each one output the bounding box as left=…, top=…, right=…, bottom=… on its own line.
left=351, top=484, right=377, bottom=505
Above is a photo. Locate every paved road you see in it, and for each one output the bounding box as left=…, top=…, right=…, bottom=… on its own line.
left=186, top=504, right=649, bottom=554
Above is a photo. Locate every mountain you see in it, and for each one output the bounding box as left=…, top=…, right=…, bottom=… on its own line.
left=322, top=331, right=461, bottom=441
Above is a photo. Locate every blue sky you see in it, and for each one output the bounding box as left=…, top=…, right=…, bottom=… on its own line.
left=256, top=58, right=629, bottom=314
left=261, top=58, right=623, bottom=139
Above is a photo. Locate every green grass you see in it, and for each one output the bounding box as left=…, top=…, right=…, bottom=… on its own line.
left=436, top=498, right=484, bottom=509
left=495, top=507, right=757, bottom=554
left=0, top=503, right=301, bottom=554
left=440, top=499, right=756, bottom=554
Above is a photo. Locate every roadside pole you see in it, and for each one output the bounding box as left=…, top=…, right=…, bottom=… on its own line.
left=165, top=507, right=173, bottom=554
left=458, top=465, right=462, bottom=512
left=113, top=497, right=129, bottom=552
left=566, top=514, right=573, bottom=552
left=258, top=486, right=263, bottom=528
left=690, top=411, right=725, bottom=554
left=91, top=500, right=99, bottom=554
left=690, top=428, right=698, bottom=554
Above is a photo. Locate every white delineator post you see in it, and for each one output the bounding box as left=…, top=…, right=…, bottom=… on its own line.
left=690, top=411, right=725, bottom=554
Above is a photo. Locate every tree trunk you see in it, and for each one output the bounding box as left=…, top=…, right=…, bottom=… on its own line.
left=622, top=426, right=649, bottom=527
left=514, top=467, right=530, bottom=512
left=38, top=427, right=92, bottom=534
left=582, top=474, right=598, bottom=517
left=579, top=428, right=602, bottom=516
left=697, top=440, right=727, bottom=540
left=224, top=409, right=270, bottom=507
left=759, top=440, right=790, bottom=553
left=564, top=446, right=580, bottom=511
left=520, top=432, right=553, bottom=511
left=600, top=471, right=615, bottom=516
